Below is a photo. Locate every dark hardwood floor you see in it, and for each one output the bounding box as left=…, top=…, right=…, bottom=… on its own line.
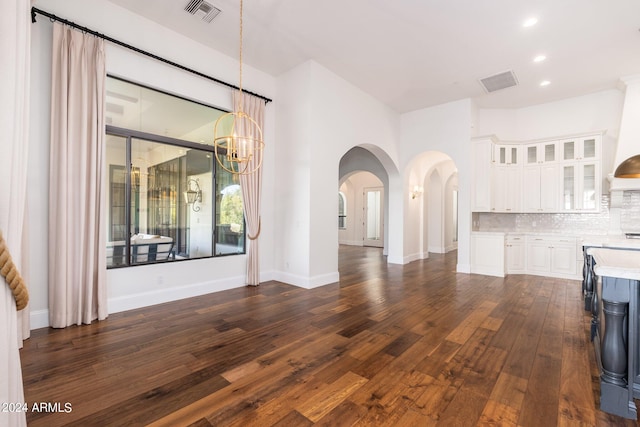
left=20, top=246, right=637, bottom=426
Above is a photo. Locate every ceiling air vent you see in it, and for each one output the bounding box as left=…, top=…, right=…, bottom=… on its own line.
left=479, top=70, right=519, bottom=93
left=184, top=0, right=222, bottom=23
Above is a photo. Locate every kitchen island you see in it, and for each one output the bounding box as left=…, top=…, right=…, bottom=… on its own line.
left=587, top=247, right=640, bottom=419
left=582, top=235, right=640, bottom=311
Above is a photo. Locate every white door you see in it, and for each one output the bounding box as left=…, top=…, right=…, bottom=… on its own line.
left=363, top=187, right=383, bottom=247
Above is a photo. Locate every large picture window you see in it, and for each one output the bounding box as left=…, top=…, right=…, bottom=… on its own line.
left=105, top=77, right=245, bottom=268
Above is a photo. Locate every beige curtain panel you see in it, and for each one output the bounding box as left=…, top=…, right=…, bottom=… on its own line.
left=49, top=23, right=108, bottom=328
left=0, top=0, right=31, bottom=425
left=236, top=91, right=265, bottom=286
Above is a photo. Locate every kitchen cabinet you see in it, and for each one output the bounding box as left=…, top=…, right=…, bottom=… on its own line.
left=469, top=233, right=581, bottom=280
left=471, top=138, right=494, bottom=212
left=561, top=136, right=599, bottom=162
left=561, top=161, right=600, bottom=212
left=522, top=163, right=559, bottom=212
left=492, top=165, right=522, bottom=212
left=473, top=132, right=602, bottom=214
left=506, top=235, right=525, bottom=273
left=526, top=236, right=577, bottom=278
left=525, top=141, right=558, bottom=165
left=471, top=232, right=505, bottom=277
left=494, top=144, right=521, bottom=166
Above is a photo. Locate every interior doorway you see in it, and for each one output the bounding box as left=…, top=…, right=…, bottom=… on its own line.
left=364, top=187, right=384, bottom=247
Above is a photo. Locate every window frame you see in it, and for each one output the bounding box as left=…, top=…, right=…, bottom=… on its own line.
left=338, top=191, right=347, bottom=230
left=106, top=125, right=246, bottom=269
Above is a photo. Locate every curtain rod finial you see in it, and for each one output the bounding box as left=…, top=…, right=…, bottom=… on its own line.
left=31, top=9, right=37, bottom=23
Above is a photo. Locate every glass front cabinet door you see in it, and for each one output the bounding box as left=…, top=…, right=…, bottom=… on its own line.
left=561, top=161, right=599, bottom=212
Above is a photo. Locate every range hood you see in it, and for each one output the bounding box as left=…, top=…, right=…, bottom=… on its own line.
left=608, top=75, right=640, bottom=192
left=614, top=154, right=640, bottom=178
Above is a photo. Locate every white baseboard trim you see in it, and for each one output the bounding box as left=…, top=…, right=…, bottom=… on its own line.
left=445, top=244, right=458, bottom=253
left=28, top=271, right=283, bottom=330
left=30, top=309, right=50, bottom=330
left=108, top=275, right=246, bottom=315
left=339, top=240, right=364, bottom=246
left=273, top=270, right=340, bottom=289
left=470, top=266, right=505, bottom=277
left=403, top=253, right=422, bottom=264
left=457, top=263, right=471, bottom=274
left=429, top=246, right=447, bottom=254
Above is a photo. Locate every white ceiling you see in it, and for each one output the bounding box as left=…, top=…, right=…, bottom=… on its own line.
left=107, top=0, right=640, bottom=113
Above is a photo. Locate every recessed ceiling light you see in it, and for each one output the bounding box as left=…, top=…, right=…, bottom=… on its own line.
left=533, top=55, right=546, bottom=63
left=540, top=80, right=551, bottom=87
left=523, top=17, right=538, bottom=28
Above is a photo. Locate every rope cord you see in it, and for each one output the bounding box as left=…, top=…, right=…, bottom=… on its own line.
left=247, top=217, right=261, bottom=240
left=0, top=230, right=29, bottom=311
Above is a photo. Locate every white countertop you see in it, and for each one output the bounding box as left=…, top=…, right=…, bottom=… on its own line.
left=588, top=248, right=640, bottom=281
left=582, top=236, right=640, bottom=250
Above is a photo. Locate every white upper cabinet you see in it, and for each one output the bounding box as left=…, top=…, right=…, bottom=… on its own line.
left=471, top=138, right=494, bottom=212
left=525, top=142, right=558, bottom=165
left=474, top=132, right=602, bottom=214
left=522, top=163, right=559, bottom=212
left=492, top=165, right=522, bottom=212
left=561, top=161, right=600, bottom=212
left=494, top=144, right=521, bottom=166
left=492, top=144, right=522, bottom=212
left=560, top=136, right=599, bottom=162
left=559, top=134, right=601, bottom=212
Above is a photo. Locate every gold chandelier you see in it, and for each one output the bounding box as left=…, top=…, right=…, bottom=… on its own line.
left=213, top=0, right=264, bottom=175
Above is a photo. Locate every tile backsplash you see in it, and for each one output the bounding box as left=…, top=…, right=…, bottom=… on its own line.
left=475, top=192, right=640, bottom=235
left=622, top=191, right=640, bottom=232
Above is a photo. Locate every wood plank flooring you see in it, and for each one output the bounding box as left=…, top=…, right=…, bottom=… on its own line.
left=20, top=246, right=638, bottom=426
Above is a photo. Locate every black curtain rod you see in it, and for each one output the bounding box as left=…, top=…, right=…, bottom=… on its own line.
left=30, top=7, right=272, bottom=104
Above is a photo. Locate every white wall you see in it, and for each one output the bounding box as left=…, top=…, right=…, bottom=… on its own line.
left=29, top=0, right=276, bottom=327
left=401, top=99, right=473, bottom=273
left=275, top=60, right=402, bottom=287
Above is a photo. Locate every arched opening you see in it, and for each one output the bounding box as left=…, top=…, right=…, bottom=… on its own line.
left=339, top=171, right=384, bottom=248
left=338, top=145, right=401, bottom=263
left=406, top=151, right=458, bottom=263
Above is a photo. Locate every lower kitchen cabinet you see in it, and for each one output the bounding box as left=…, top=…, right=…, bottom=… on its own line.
left=471, top=232, right=505, bottom=277
left=471, top=233, right=580, bottom=279
left=526, top=235, right=577, bottom=278
left=506, top=235, right=525, bottom=274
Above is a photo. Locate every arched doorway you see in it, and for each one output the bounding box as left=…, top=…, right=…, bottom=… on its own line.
left=406, top=151, right=458, bottom=262
left=339, top=171, right=384, bottom=248
left=337, top=145, right=403, bottom=264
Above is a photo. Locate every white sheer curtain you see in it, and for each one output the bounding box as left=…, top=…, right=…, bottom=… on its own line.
left=0, top=0, right=31, bottom=425
left=49, top=23, right=108, bottom=327
left=235, top=91, right=264, bottom=286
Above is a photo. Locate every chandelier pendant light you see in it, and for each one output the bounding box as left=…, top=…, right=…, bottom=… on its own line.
left=213, top=0, right=264, bottom=175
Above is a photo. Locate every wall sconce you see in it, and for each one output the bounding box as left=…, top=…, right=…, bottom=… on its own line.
left=410, top=185, right=424, bottom=199
left=184, top=179, right=202, bottom=212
